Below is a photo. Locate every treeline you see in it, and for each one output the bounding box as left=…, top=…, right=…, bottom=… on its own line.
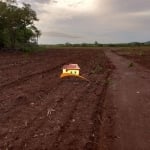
left=0, top=0, right=41, bottom=50
left=56, top=41, right=150, bottom=47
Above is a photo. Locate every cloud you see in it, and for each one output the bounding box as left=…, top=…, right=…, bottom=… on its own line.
left=18, top=0, right=150, bottom=44
left=34, top=0, right=50, bottom=3
left=35, top=0, right=58, bottom=4
left=19, top=0, right=51, bottom=4
left=98, top=0, right=150, bottom=13
left=43, top=31, right=82, bottom=39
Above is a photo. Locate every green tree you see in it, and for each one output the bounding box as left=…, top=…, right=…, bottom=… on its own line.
left=30, top=25, right=41, bottom=44
left=0, top=0, right=41, bottom=50
left=0, top=1, right=7, bottom=47
left=94, top=41, right=98, bottom=46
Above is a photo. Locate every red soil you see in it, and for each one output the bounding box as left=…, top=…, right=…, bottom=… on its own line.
left=0, top=48, right=113, bottom=150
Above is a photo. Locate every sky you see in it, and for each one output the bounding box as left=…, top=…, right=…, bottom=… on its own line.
left=18, top=0, right=150, bottom=44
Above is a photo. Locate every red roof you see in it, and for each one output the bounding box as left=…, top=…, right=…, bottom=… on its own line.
left=63, top=64, right=80, bottom=70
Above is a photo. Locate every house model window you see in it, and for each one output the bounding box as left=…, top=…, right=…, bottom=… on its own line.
left=62, top=64, right=80, bottom=75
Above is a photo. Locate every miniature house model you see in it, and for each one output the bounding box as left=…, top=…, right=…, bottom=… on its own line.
left=62, top=64, right=80, bottom=75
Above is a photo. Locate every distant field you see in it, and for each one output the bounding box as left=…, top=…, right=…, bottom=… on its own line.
left=112, top=46, right=150, bottom=69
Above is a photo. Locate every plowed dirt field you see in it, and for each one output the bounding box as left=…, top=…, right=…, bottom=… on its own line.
left=0, top=48, right=113, bottom=150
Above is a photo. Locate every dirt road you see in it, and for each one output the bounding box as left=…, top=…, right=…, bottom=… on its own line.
left=99, top=51, right=150, bottom=150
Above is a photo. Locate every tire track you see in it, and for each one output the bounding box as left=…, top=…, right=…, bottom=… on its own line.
left=0, top=80, right=64, bottom=149
left=10, top=82, right=78, bottom=149
left=22, top=81, right=89, bottom=149
left=0, top=59, right=49, bottom=71
left=50, top=83, right=95, bottom=149
left=0, top=72, right=62, bottom=120
left=0, top=55, right=64, bottom=71
left=0, top=59, right=72, bottom=92
left=49, top=73, right=110, bottom=150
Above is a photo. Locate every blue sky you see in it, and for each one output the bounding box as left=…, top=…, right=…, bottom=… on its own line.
left=19, top=0, right=150, bottom=44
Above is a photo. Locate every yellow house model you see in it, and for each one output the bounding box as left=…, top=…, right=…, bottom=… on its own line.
left=60, top=64, right=89, bottom=81
left=62, top=64, right=80, bottom=76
